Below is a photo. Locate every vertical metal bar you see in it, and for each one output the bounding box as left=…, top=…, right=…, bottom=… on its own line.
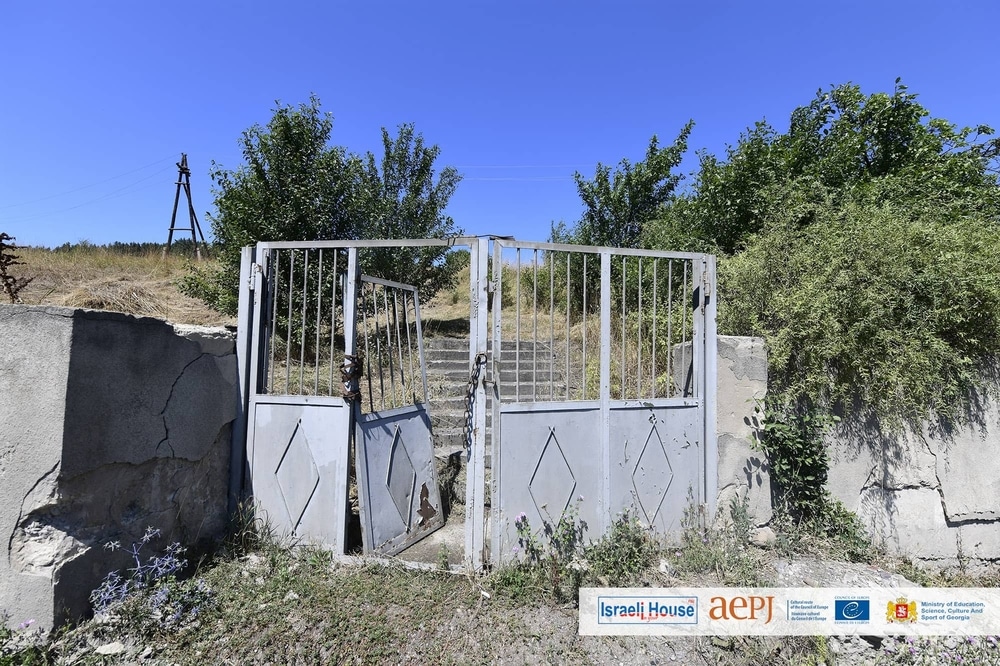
left=315, top=249, right=323, bottom=395
left=652, top=259, right=658, bottom=399
left=231, top=246, right=256, bottom=515
left=285, top=251, right=294, bottom=394
left=268, top=250, right=280, bottom=394
left=328, top=251, right=337, bottom=397
left=549, top=249, right=554, bottom=401
left=338, top=247, right=359, bottom=555
left=383, top=286, right=397, bottom=408
left=404, top=291, right=416, bottom=403
left=599, top=251, right=612, bottom=535
left=362, top=284, right=374, bottom=413
left=515, top=248, right=521, bottom=402
left=667, top=260, right=673, bottom=397
left=637, top=257, right=642, bottom=399
left=374, top=286, right=387, bottom=410
left=565, top=252, right=570, bottom=401
left=532, top=249, right=538, bottom=402
left=582, top=254, right=587, bottom=400
left=703, top=254, right=719, bottom=521
left=466, top=238, right=488, bottom=570
left=621, top=255, right=626, bottom=400
left=682, top=261, right=689, bottom=397
left=299, top=250, right=308, bottom=395
left=412, top=290, right=429, bottom=405
left=392, top=289, right=406, bottom=404
left=492, top=240, right=504, bottom=406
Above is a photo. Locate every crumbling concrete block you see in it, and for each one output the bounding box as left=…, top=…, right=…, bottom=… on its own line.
left=0, top=306, right=237, bottom=631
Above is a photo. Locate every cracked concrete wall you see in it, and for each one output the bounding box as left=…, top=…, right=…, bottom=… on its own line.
left=674, top=336, right=771, bottom=526
left=714, top=336, right=771, bottom=527
left=827, top=399, right=1000, bottom=570
left=0, top=306, right=237, bottom=631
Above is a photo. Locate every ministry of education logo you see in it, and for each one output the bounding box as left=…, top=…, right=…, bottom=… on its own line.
left=886, top=597, right=918, bottom=623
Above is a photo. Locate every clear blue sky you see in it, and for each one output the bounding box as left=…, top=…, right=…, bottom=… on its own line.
left=2, top=1, right=998, bottom=248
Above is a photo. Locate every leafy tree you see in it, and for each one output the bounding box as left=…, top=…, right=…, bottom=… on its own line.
left=180, top=98, right=462, bottom=315
left=355, top=124, right=463, bottom=299
left=649, top=80, right=1000, bottom=256
left=638, top=81, right=1000, bottom=519
left=554, top=123, right=693, bottom=248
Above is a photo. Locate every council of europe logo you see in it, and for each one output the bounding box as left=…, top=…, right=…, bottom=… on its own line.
left=834, top=599, right=870, bottom=622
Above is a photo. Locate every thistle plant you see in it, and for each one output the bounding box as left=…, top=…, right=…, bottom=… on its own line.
left=90, top=526, right=214, bottom=634
left=0, top=233, right=33, bottom=304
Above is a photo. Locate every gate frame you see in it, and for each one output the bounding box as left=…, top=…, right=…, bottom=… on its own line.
left=231, top=237, right=716, bottom=570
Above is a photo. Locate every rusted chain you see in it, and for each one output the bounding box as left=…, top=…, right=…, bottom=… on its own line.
left=462, top=352, right=488, bottom=449
left=341, top=352, right=363, bottom=400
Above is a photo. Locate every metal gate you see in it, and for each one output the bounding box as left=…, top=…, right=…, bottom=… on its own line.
left=353, top=275, right=445, bottom=555
left=485, top=240, right=717, bottom=564
left=236, top=241, right=459, bottom=555
left=232, top=237, right=715, bottom=568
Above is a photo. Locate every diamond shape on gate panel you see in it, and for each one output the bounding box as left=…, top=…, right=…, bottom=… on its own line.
left=528, top=428, right=577, bottom=522
left=274, top=420, right=321, bottom=532
left=385, top=427, right=416, bottom=527
left=631, top=423, right=673, bottom=524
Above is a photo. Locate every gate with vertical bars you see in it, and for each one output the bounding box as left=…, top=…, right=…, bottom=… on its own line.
left=232, top=237, right=716, bottom=569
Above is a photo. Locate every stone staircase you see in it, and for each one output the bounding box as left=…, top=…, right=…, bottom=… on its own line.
left=422, top=337, right=568, bottom=459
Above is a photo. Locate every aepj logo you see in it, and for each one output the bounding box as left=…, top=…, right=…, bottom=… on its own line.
left=835, top=599, right=871, bottom=622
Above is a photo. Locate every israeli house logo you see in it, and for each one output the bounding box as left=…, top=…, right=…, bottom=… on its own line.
left=597, top=596, right=698, bottom=625
left=834, top=599, right=870, bottom=622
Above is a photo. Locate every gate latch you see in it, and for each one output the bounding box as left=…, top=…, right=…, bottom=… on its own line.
left=248, top=263, right=262, bottom=290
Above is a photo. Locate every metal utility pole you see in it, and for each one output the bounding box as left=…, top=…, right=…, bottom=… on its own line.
left=164, top=153, right=208, bottom=259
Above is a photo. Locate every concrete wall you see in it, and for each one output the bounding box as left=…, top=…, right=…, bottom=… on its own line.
left=713, top=336, right=771, bottom=527
left=827, top=403, right=1000, bottom=570
left=0, top=306, right=237, bottom=631
left=675, top=335, right=772, bottom=527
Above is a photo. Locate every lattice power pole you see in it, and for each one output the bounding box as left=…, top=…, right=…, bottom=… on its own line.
left=164, top=153, right=209, bottom=259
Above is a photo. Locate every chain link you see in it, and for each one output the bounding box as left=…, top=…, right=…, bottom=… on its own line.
left=462, top=352, right=488, bottom=448
left=340, top=352, right=363, bottom=401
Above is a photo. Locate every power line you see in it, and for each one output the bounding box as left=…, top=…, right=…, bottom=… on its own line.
left=0, top=154, right=177, bottom=210
left=0, top=164, right=175, bottom=224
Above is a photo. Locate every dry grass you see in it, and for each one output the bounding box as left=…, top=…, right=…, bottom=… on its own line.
left=13, top=246, right=234, bottom=326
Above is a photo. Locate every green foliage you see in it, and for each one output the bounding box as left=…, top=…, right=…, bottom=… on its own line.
left=507, top=501, right=587, bottom=601
left=354, top=124, right=463, bottom=299
left=752, top=405, right=834, bottom=520
left=671, top=493, right=770, bottom=587
left=652, top=80, right=1000, bottom=256
left=640, top=81, right=1000, bottom=517
left=725, top=193, right=1000, bottom=424
left=584, top=512, right=658, bottom=585
left=181, top=96, right=463, bottom=314
left=0, top=616, right=48, bottom=666
left=492, top=502, right=660, bottom=598
left=553, top=124, right=693, bottom=249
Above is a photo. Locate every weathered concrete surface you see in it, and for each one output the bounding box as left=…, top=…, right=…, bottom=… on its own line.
left=714, top=336, right=771, bottom=527
left=828, top=396, right=1000, bottom=570
left=0, top=306, right=237, bottom=631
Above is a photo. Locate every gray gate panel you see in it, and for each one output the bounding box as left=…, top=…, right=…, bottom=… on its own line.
left=608, top=401, right=702, bottom=540
left=494, top=402, right=602, bottom=563
left=249, top=398, right=350, bottom=551
left=356, top=402, right=444, bottom=556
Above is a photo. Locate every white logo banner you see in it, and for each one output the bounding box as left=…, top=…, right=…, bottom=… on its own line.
left=578, top=587, right=1000, bottom=636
